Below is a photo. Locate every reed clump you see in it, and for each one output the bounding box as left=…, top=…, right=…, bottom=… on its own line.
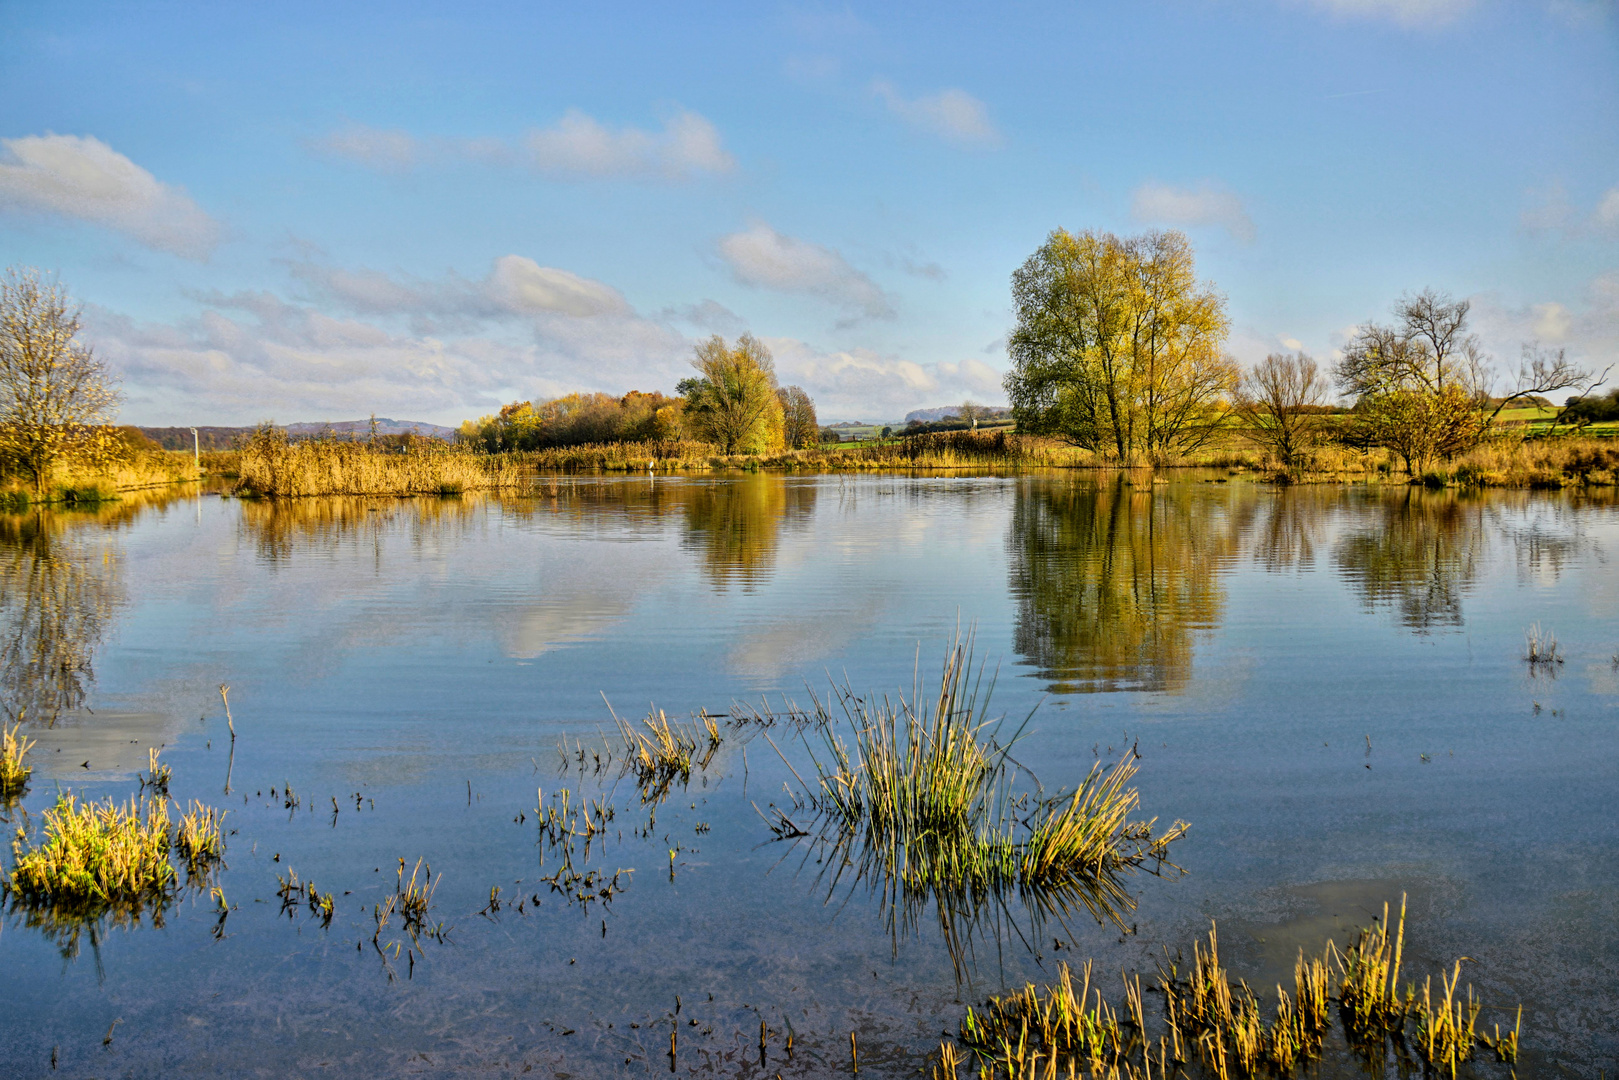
left=0, top=721, right=36, bottom=797
left=616, top=708, right=722, bottom=800
left=791, top=634, right=1187, bottom=901
left=235, top=427, right=520, bottom=497
left=6, top=793, right=176, bottom=908
left=1523, top=622, right=1563, bottom=666
left=140, top=747, right=172, bottom=796
left=934, top=898, right=1524, bottom=1079
left=174, top=800, right=226, bottom=875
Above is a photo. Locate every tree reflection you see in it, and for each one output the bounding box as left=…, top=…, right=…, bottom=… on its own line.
left=239, top=494, right=483, bottom=563
left=679, top=474, right=815, bottom=589
left=1008, top=475, right=1246, bottom=693
left=1333, top=489, right=1486, bottom=631
left=0, top=513, right=123, bottom=723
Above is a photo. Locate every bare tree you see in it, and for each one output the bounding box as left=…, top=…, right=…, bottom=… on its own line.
left=1335, top=289, right=1487, bottom=398
left=1234, top=352, right=1330, bottom=472
left=957, top=401, right=982, bottom=428
left=776, top=385, right=819, bottom=449
left=0, top=269, right=121, bottom=495
left=1491, top=343, right=1610, bottom=426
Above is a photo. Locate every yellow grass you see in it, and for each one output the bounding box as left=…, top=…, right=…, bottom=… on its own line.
left=0, top=721, right=35, bottom=797
left=6, top=793, right=176, bottom=907
left=235, top=429, right=521, bottom=496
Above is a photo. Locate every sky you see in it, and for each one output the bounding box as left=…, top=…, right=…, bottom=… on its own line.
left=1, top=0, right=1616, bottom=426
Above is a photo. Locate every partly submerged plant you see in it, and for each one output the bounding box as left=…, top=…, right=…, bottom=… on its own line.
left=0, top=721, right=36, bottom=798
left=1524, top=622, right=1563, bottom=665
left=7, top=793, right=176, bottom=908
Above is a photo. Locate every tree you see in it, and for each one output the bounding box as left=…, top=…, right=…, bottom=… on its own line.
left=957, top=401, right=982, bottom=428
left=679, top=334, right=784, bottom=454
left=1233, top=352, right=1330, bottom=473
left=777, top=385, right=819, bottom=449
left=0, top=269, right=121, bottom=495
left=1004, top=229, right=1236, bottom=461
left=1335, top=290, right=1603, bottom=470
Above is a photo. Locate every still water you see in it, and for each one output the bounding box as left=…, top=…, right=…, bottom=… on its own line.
left=1, top=473, right=1615, bottom=1077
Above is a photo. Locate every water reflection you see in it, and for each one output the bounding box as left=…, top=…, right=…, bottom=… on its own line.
left=0, top=513, right=124, bottom=723
left=1008, top=476, right=1248, bottom=693
left=1332, top=490, right=1487, bottom=631
left=678, top=475, right=816, bottom=589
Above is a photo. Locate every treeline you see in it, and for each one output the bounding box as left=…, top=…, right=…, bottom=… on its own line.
left=459, top=334, right=822, bottom=454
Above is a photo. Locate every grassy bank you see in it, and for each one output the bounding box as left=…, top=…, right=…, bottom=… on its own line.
left=0, top=449, right=203, bottom=510
left=234, top=429, right=521, bottom=496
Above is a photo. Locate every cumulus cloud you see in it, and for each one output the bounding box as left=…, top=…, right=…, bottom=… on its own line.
left=765, top=337, right=1004, bottom=420
left=1130, top=180, right=1256, bottom=243
left=1468, top=272, right=1619, bottom=388
left=311, top=108, right=736, bottom=181
left=94, top=259, right=692, bottom=425
left=310, top=124, right=419, bottom=171
left=871, top=81, right=999, bottom=147
left=1597, top=187, right=1619, bottom=230
left=525, top=108, right=734, bottom=179
left=0, top=133, right=220, bottom=258
left=1520, top=180, right=1619, bottom=238
left=718, top=223, right=895, bottom=320
left=1298, top=0, right=1476, bottom=27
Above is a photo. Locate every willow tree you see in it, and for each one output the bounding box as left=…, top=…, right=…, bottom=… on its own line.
left=680, top=334, right=784, bottom=454
left=0, top=269, right=121, bottom=495
left=1004, top=229, right=1235, bottom=462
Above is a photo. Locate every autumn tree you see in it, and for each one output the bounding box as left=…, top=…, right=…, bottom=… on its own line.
left=777, top=385, right=819, bottom=449
left=0, top=269, right=121, bottom=495
left=1234, top=352, right=1331, bottom=473
left=1004, top=229, right=1236, bottom=462
left=679, top=334, right=784, bottom=454
left=1335, top=290, right=1602, bottom=472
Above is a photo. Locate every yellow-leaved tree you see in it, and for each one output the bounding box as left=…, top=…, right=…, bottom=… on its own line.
left=1004, top=229, right=1235, bottom=462
left=679, top=334, right=786, bottom=454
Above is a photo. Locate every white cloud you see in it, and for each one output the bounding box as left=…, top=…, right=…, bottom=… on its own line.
left=1299, top=0, right=1477, bottom=27
left=1597, top=187, right=1619, bottom=230
left=95, top=259, right=693, bottom=425
left=1130, top=180, right=1256, bottom=243
left=871, top=81, right=1000, bottom=147
left=1469, top=273, right=1619, bottom=390
left=523, top=108, right=734, bottom=179
left=766, top=337, right=1003, bottom=420
left=310, top=124, right=418, bottom=171
left=717, top=223, right=895, bottom=320
left=0, top=133, right=220, bottom=259
left=309, top=107, right=735, bottom=181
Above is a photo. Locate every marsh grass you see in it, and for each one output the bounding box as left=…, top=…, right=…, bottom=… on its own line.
left=235, top=427, right=521, bottom=497
left=613, top=707, right=722, bottom=801
left=752, top=634, right=1186, bottom=978
left=174, top=800, right=225, bottom=877
left=1523, top=622, right=1563, bottom=665
left=0, top=721, right=36, bottom=798
left=936, top=899, right=1522, bottom=1079
left=274, top=868, right=334, bottom=927
left=6, top=793, right=176, bottom=909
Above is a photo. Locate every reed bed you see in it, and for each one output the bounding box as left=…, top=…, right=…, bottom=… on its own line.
left=234, top=428, right=521, bottom=497
left=934, top=898, right=1522, bottom=1080
left=0, top=721, right=35, bottom=797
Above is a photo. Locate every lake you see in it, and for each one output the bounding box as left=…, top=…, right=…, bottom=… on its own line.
left=2, top=472, right=1615, bottom=1077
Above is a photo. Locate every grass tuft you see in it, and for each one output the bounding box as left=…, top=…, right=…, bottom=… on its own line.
left=1524, top=622, right=1564, bottom=665
left=0, top=721, right=36, bottom=798
left=7, top=793, right=176, bottom=908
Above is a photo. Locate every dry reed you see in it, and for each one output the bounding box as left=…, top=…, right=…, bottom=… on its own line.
left=235, top=428, right=520, bottom=497
left=6, top=793, right=176, bottom=907
left=0, top=721, right=35, bottom=797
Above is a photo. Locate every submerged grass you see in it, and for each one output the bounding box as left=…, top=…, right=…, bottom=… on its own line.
left=1524, top=622, right=1563, bottom=665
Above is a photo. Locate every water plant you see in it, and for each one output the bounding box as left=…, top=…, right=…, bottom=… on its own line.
left=139, top=747, right=172, bottom=796
left=616, top=708, right=706, bottom=800
left=0, top=720, right=35, bottom=798
left=934, top=897, right=1523, bottom=1079
left=1524, top=622, right=1563, bottom=665
left=6, top=793, right=175, bottom=909
left=174, top=799, right=225, bottom=876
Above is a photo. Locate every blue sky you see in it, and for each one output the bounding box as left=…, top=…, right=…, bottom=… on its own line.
left=1, top=0, right=1615, bottom=425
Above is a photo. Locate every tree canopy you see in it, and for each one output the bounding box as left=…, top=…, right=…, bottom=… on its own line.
left=680, top=334, right=784, bottom=454
left=1003, top=229, right=1235, bottom=462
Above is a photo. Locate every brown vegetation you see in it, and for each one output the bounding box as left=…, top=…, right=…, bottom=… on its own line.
left=234, top=426, right=520, bottom=496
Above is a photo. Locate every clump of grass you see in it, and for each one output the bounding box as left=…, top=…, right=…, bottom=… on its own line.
left=0, top=721, right=36, bottom=798
left=935, top=899, right=1525, bottom=1079
left=174, top=800, right=225, bottom=875
left=617, top=708, right=701, bottom=800
left=139, top=747, right=172, bottom=796
left=6, top=793, right=175, bottom=908
left=796, top=633, right=1187, bottom=900
left=395, top=857, right=442, bottom=942
left=275, top=868, right=334, bottom=927
left=1524, top=622, right=1563, bottom=665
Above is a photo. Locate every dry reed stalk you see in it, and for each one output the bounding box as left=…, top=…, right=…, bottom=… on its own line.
left=174, top=799, right=226, bottom=872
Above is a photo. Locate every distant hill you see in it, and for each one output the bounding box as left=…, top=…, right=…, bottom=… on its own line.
left=904, top=405, right=1011, bottom=423
left=138, top=418, right=455, bottom=450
